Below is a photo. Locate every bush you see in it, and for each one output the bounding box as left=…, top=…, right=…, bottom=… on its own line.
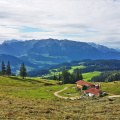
left=82, top=85, right=87, bottom=90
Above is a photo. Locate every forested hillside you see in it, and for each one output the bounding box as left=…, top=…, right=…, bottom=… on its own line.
left=91, top=71, right=120, bottom=82
left=1, top=39, right=120, bottom=74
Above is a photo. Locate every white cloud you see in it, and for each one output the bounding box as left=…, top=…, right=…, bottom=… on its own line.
left=0, top=0, right=120, bottom=48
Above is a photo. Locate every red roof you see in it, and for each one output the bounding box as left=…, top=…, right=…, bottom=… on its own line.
left=86, top=88, right=100, bottom=95
left=75, top=80, right=92, bottom=86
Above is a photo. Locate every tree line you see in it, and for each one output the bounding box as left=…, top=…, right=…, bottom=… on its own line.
left=82, top=60, right=120, bottom=73
left=91, top=71, right=120, bottom=82
left=53, top=68, right=83, bottom=84
left=0, top=61, right=27, bottom=79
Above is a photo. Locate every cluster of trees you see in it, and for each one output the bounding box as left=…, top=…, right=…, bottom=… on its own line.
left=91, top=71, right=120, bottom=82
left=1, top=61, right=11, bottom=76
left=0, top=61, right=27, bottom=79
left=106, top=72, right=120, bottom=82
left=53, top=68, right=83, bottom=84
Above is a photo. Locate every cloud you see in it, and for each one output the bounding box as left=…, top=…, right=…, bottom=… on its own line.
left=0, top=0, right=120, bottom=48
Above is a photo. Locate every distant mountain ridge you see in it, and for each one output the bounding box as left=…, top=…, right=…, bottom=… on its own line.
left=0, top=38, right=120, bottom=73
left=3, top=39, right=19, bottom=45
left=88, top=42, right=118, bottom=53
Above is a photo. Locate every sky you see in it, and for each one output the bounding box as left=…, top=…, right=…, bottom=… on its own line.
left=0, top=0, right=120, bottom=49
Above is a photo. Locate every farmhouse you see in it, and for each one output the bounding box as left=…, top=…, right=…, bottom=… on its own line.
left=75, top=80, right=99, bottom=89
left=76, top=80, right=103, bottom=97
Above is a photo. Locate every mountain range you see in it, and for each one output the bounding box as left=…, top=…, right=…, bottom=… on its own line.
left=0, top=38, right=120, bottom=74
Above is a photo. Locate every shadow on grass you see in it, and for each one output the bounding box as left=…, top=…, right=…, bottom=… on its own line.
left=9, top=76, right=57, bottom=86
left=9, top=76, right=43, bottom=84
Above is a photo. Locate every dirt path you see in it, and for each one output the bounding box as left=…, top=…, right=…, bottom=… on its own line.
left=108, top=95, right=120, bottom=98
left=54, top=87, right=120, bottom=100
left=54, top=87, right=79, bottom=100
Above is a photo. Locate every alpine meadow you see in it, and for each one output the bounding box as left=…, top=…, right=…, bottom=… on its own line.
left=0, top=0, right=120, bottom=120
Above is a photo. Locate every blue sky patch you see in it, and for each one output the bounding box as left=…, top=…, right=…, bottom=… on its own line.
left=20, top=27, right=48, bottom=33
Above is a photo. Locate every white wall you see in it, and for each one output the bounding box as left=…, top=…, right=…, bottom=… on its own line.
left=88, top=93, right=95, bottom=97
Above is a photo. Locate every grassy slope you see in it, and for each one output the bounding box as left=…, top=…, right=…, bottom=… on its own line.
left=0, top=76, right=120, bottom=119
left=0, top=76, right=119, bottom=97
left=0, top=76, right=65, bottom=100
left=83, top=71, right=102, bottom=81
left=100, top=81, right=120, bottom=95
left=68, top=65, right=85, bottom=73
left=58, top=86, right=82, bottom=97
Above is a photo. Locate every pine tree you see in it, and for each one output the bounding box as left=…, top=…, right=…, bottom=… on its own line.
left=79, top=69, right=83, bottom=80
left=53, top=75, right=57, bottom=80
left=20, top=63, right=27, bottom=79
left=58, top=73, right=61, bottom=84
left=61, top=68, right=71, bottom=84
left=74, top=68, right=83, bottom=81
left=6, top=61, right=11, bottom=76
left=1, top=61, right=6, bottom=75
left=75, top=68, right=80, bottom=80
left=58, top=73, right=61, bottom=81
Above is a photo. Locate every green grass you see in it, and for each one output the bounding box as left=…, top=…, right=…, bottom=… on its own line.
left=0, top=76, right=120, bottom=119
left=58, top=85, right=81, bottom=97
left=0, top=76, right=68, bottom=100
left=0, top=76, right=58, bottom=87
left=68, top=65, right=85, bottom=73
left=13, top=85, right=72, bottom=100
left=100, top=81, right=120, bottom=95
left=83, top=71, right=102, bottom=81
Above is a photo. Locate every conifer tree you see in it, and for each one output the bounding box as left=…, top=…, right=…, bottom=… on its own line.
left=53, top=75, right=57, bottom=80
left=75, top=68, right=80, bottom=80
left=58, top=73, right=61, bottom=81
left=6, top=61, right=11, bottom=76
left=79, top=69, right=83, bottom=80
left=74, top=68, right=83, bottom=81
left=1, top=61, right=6, bottom=75
left=61, top=68, right=70, bottom=84
left=58, top=73, right=61, bottom=84
left=20, top=63, right=27, bottom=79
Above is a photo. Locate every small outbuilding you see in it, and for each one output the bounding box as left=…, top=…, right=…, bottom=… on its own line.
left=85, top=88, right=100, bottom=97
